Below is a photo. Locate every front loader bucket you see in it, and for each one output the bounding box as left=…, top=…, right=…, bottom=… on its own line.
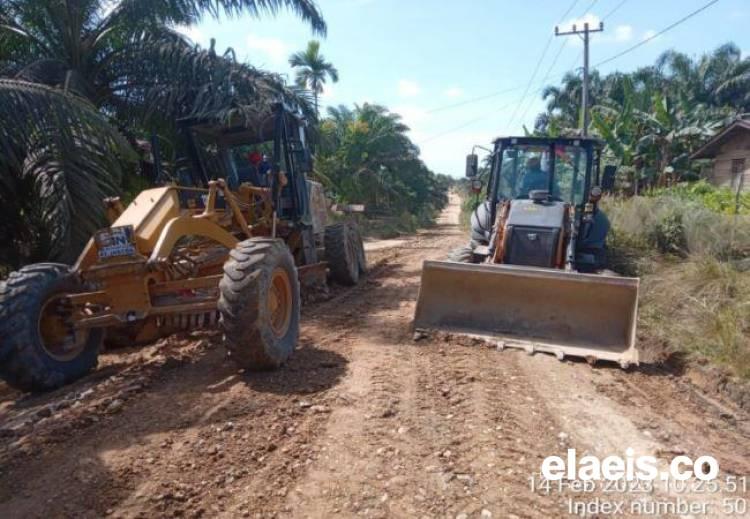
left=413, top=261, right=640, bottom=366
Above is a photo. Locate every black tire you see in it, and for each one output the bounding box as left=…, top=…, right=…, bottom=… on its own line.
left=352, top=224, right=368, bottom=275
left=219, top=238, right=300, bottom=370
left=0, top=263, right=102, bottom=391
left=447, top=245, right=478, bottom=263
left=325, top=222, right=360, bottom=286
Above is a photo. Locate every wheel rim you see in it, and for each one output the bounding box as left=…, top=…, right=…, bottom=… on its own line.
left=268, top=267, right=293, bottom=338
left=38, top=296, right=88, bottom=362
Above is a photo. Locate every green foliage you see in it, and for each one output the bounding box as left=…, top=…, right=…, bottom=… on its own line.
left=604, top=192, right=750, bottom=378
left=537, top=43, right=745, bottom=190
left=638, top=257, right=750, bottom=379
left=315, top=104, right=450, bottom=223
left=0, top=80, right=135, bottom=267
left=650, top=210, right=688, bottom=256
left=289, top=40, right=338, bottom=115
left=604, top=194, right=750, bottom=265
left=646, top=181, right=750, bottom=215
left=0, top=0, right=323, bottom=269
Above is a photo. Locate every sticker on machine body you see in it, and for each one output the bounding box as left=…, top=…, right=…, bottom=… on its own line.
left=95, top=225, right=137, bottom=259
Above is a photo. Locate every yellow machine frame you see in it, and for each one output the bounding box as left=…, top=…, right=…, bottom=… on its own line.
left=64, top=179, right=286, bottom=343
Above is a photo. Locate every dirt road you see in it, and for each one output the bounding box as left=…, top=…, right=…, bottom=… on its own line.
left=1, top=194, right=749, bottom=518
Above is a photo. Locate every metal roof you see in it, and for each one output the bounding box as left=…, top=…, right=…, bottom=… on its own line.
left=691, top=119, right=750, bottom=160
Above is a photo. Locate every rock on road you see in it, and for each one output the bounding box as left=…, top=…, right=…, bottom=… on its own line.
left=0, top=193, right=748, bottom=518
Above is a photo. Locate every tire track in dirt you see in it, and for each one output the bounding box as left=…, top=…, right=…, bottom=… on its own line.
left=273, top=197, right=581, bottom=517
left=2, top=193, right=749, bottom=518
left=0, top=209, right=451, bottom=518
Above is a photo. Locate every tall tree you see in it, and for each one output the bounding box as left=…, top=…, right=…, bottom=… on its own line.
left=536, top=43, right=748, bottom=189
left=316, top=103, right=447, bottom=217
left=289, top=40, right=338, bottom=115
left=0, top=0, right=324, bottom=265
left=0, top=1, right=326, bottom=106
left=0, top=79, right=133, bottom=267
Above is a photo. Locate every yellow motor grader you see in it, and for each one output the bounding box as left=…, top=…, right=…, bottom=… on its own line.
left=0, top=102, right=366, bottom=391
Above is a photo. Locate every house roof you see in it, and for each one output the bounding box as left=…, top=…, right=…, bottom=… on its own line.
left=691, top=119, right=750, bottom=160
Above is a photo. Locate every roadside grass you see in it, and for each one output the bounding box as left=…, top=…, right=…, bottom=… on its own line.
left=452, top=185, right=750, bottom=379
left=603, top=195, right=750, bottom=379
left=336, top=208, right=442, bottom=240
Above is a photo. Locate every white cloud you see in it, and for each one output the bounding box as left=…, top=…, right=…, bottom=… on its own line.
left=614, top=24, right=633, bottom=42
left=247, top=34, right=289, bottom=66
left=559, top=13, right=602, bottom=33
left=393, top=105, right=427, bottom=128
left=175, top=25, right=208, bottom=46
left=397, top=79, right=421, bottom=97
left=443, top=87, right=464, bottom=98
left=557, top=14, right=604, bottom=47
left=642, top=29, right=659, bottom=42
left=418, top=130, right=495, bottom=177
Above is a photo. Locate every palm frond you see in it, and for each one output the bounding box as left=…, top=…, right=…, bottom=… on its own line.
left=0, top=79, right=134, bottom=263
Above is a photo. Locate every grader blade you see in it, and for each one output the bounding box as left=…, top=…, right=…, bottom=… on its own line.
left=413, top=261, right=640, bottom=367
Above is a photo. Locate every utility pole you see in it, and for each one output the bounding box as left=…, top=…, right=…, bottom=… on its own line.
left=555, top=21, right=604, bottom=136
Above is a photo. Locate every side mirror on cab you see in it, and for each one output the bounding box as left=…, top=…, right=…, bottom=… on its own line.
left=465, top=154, right=478, bottom=178
left=601, top=165, right=616, bottom=191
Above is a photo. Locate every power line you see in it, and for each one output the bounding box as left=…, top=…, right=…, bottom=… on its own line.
left=506, top=0, right=585, bottom=129
left=426, top=84, right=526, bottom=114
left=508, top=0, right=604, bottom=131
left=421, top=0, right=634, bottom=116
left=504, top=36, right=555, bottom=128
left=419, top=0, right=718, bottom=143
left=581, top=0, right=601, bottom=18
left=602, top=0, right=629, bottom=21
left=419, top=99, right=521, bottom=145
left=515, top=37, right=570, bottom=130
left=559, top=0, right=583, bottom=21
left=426, top=0, right=581, bottom=123
left=595, top=0, right=720, bottom=67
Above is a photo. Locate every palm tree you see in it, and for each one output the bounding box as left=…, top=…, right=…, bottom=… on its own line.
left=314, top=103, right=447, bottom=216
left=536, top=70, right=604, bottom=134
left=536, top=42, right=749, bottom=189
left=289, top=40, right=339, bottom=115
left=0, top=0, right=324, bottom=265
left=0, top=79, right=133, bottom=267
left=0, top=1, right=325, bottom=105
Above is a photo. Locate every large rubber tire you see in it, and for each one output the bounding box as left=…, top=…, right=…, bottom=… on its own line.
left=353, top=225, right=368, bottom=275
left=0, top=263, right=102, bottom=391
left=219, top=238, right=300, bottom=370
left=447, top=245, right=478, bottom=264
left=325, top=222, right=361, bottom=286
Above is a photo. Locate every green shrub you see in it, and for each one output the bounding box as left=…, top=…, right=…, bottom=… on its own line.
left=646, top=181, right=750, bottom=215
left=603, top=195, right=750, bottom=263
left=650, top=210, right=688, bottom=256
left=639, top=257, right=750, bottom=379
left=604, top=192, right=750, bottom=379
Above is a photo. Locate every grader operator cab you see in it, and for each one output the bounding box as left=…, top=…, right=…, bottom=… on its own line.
left=414, top=137, right=640, bottom=367
left=0, top=102, right=366, bottom=391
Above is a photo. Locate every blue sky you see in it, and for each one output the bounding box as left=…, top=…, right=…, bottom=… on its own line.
left=180, top=0, right=750, bottom=177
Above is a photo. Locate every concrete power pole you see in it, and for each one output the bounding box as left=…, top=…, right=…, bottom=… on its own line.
left=555, top=21, right=604, bottom=136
